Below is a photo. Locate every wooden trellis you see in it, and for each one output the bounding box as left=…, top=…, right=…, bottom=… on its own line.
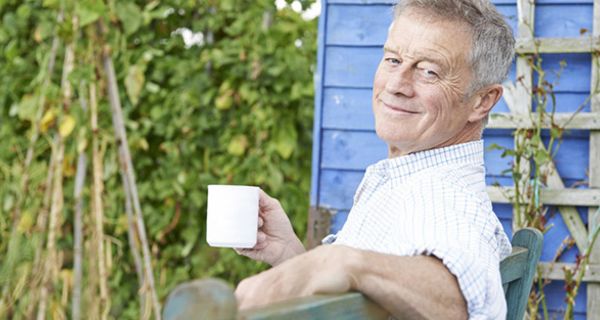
left=486, top=0, right=600, bottom=317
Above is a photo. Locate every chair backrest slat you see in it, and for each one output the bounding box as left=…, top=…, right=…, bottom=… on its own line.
left=502, top=228, right=544, bottom=320
left=500, top=247, right=529, bottom=284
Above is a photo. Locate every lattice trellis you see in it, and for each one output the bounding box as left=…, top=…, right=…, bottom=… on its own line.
left=485, top=0, right=600, bottom=317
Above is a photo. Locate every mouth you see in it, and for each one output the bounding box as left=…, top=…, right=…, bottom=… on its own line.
left=380, top=100, right=419, bottom=115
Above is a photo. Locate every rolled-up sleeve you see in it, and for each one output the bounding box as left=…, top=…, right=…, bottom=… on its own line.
left=422, top=245, right=505, bottom=319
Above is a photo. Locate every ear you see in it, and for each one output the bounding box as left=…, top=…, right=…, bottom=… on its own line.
left=468, top=84, right=503, bottom=122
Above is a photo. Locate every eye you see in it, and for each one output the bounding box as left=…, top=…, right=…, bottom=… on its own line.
left=384, top=57, right=401, bottom=65
left=421, top=68, right=438, bottom=78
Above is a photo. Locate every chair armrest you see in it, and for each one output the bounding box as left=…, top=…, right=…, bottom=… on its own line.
left=163, top=279, right=390, bottom=320
left=239, top=292, right=389, bottom=320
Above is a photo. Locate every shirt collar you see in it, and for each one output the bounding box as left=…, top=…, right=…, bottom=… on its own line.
left=369, top=140, right=484, bottom=183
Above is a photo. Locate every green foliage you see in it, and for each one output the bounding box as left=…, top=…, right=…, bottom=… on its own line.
left=0, top=0, right=316, bottom=318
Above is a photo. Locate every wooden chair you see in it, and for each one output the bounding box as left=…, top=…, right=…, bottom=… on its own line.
left=501, top=227, right=543, bottom=320
left=163, top=227, right=543, bottom=320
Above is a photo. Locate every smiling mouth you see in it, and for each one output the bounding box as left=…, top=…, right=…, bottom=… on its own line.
left=380, top=100, right=419, bottom=114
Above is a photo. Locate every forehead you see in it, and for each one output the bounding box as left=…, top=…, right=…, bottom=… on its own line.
left=385, top=10, right=472, bottom=64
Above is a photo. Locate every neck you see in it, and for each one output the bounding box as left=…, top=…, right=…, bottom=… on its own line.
left=387, top=122, right=483, bottom=158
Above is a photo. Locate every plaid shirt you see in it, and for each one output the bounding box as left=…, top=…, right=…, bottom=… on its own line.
left=323, top=140, right=511, bottom=319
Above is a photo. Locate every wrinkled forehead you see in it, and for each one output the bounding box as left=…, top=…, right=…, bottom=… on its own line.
left=386, top=9, right=473, bottom=57
left=388, top=8, right=473, bottom=36
left=384, top=10, right=475, bottom=74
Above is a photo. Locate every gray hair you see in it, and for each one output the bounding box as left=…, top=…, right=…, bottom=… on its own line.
left=394, top=0, right=515, bottom=94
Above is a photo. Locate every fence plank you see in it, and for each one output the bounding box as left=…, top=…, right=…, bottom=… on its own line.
left=488, top=112, right=600, bottom=129
left=487, top=186, right=600, bottom=207
left=512, top=0, right=535, bottom=232
left=539, top=262, right=600, bottom=282
left=515, top=37, right=600, bottom=54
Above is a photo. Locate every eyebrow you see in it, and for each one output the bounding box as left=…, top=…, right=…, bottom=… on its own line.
left=383, top=45, right=446, bottom=67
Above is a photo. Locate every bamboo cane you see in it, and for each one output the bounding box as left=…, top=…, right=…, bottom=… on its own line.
left=72, top=80, right=88, bottom=320
left=37, top=134, right=64, bottom=320
left=89, top=80, right=111, bottom=319
left=98, top=23, right=161, bottom=318
left=123, top=172, right=147, bottom=312
left=23, top=145, right=56, bottom=319
left=37, top=36, right=74, bottom=320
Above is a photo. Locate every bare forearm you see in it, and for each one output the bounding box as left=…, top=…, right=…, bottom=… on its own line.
left=347, top=249, right=467, bottom=319
left=275, top=237, right=306, bottom=265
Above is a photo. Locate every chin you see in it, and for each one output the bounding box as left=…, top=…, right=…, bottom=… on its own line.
left=375, top=122, right=407, bottom=144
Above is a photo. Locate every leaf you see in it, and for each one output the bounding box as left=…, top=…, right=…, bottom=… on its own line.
left=116, top=2, right=142, bottom=35
left=16, top=4, right=31, bottom=20
left=17, top=94, right=37, bottom=122
left=550, top=126, right=563, bottom=139
left=215, top=92, right=233, bottom=110
left=59, top=115, right=76, bottom=137
left=221, top=0, right=235, bottom=11
left=125, top=64, right=145, bottom=106
left=500, top=149, right=516, bottom=158
left=137, top=138, right=149, bottom=151
left=4, top=40, right=18, bottom=61
left=42, top=0, right=59, bottom=8
left=533, top=149, right=550, bottom=165
left=2, top=194, right=14, bottom=212
left=486, top=143, right=503, bottom=151
left=17, top=211, right=34, bottom=234
left=227, top=135, right=248, bottom=156
left=76, top=0, right=106, bottom=27
left=40, top=108, right=56, bottom=132
left=267, top=164, right=284, bottom=192
left=273, top=121, right=297, bottom=159
left=77, top=138, right=87, bottom=153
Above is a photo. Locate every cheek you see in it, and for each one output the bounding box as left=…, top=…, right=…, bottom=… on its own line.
left=428, top=84, right=465, bottom=120
left=372, top=64, right=387, bottom=92
left=439, top=77, right=467, bottom=105
left=417, top=86, right=456, bottom=124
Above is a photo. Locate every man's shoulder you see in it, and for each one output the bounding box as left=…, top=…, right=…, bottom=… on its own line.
left=402, top=163, right=487, bottom=197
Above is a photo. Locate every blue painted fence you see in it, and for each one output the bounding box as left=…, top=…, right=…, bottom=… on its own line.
left=310, top=0, right=595, bottom=318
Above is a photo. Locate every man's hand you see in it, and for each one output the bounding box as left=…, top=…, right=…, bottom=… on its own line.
left=235, top=245, right=357, bottom=310
left=235, top=189, right=305, bottom=266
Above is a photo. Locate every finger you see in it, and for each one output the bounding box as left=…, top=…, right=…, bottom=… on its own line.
left=234, top=248, right=248, bottom=255
left=259, top=189, right=278, bottom=211
left=235, top=246, right=258, bottom=255
left=258, top=216, right=264, bottom=228
left=253, top=231, right=267, bottom=249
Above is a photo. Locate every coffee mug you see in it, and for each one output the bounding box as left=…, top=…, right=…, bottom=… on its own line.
left=206, top=185, right=259, bottom=248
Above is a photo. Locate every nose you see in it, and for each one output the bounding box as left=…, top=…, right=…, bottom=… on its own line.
left=384, top=66, right=415, bottom=97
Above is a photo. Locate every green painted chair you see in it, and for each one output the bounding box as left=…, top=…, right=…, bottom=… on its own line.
left=163, top=227, right=543, bottom=320
left=500, top=227, right=544, bottom=320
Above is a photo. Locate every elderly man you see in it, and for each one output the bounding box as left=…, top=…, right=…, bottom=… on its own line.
left=235, top=0, right=514, bottom=318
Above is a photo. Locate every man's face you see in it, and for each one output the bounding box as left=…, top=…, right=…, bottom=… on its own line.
left=372, top=10, right=481, bottom=156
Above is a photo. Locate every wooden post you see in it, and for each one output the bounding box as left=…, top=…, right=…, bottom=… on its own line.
left=587, top=0, right=600, bottom=318
left=306, top=206, right=331, bottom=249
left=511, top=0, right=535, bottom=232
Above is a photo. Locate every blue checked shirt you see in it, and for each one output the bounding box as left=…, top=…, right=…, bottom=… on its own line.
left=323, top=140, right=511, bottom=319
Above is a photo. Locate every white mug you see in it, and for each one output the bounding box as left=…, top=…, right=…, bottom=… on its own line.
left=206, top=185, right=259, bottom=248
